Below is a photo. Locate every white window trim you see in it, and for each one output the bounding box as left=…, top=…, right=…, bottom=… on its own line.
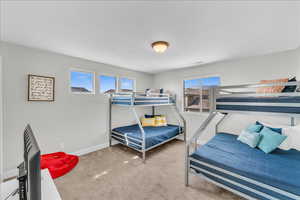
left=69, top=68, right=96, bottom=95
left=119, top=76, right=136, bottom=93
left=182, top=74, right=220, bottom=113
left=98, top=73, right=118, bottom=94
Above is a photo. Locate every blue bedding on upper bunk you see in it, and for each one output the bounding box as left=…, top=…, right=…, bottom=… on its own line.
left=216, top=96, right=300, bottom=114
left=190, top=133, right=300, bottom=199
left=112, top=124, right=182, bottom=149
left=217, top=96, right=300, bottom=103
left=111, top=96, right=174, bottom=105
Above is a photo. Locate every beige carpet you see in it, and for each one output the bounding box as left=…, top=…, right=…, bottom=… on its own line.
left=55, top=140, right=244, bottom=200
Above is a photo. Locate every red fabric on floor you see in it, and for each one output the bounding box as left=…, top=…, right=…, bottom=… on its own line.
left=41, top=152, right=79, bottom=179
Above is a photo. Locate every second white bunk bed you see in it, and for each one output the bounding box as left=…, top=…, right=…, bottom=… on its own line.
left=109, top=91, right=186, bottom=162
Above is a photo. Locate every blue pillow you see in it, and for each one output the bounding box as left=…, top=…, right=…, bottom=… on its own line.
left=256, top=121, right=282, bottom=134
left=145, top=114, right=161, bottom=118
left=237, top=130, right=261, bottom=148
left=258, top=127, right=287, bottom=153
left=246, top=124, right=262, bottom=133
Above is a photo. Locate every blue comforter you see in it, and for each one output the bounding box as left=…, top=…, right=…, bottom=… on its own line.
left=191, top=133, right=300, bottom=197
left=112, top=124, right=182, bottom=149
left=216, top=96, right=300, bottom=114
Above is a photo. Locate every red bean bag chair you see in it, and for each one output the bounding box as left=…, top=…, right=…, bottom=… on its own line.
left=41, top=152, right=79, bottom=179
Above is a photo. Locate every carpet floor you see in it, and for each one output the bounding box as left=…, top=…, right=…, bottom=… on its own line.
left=55, top=140, right=244, bottom=200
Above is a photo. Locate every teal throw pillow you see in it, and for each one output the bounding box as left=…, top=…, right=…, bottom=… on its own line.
left=258, top=127, right=287, bottom=153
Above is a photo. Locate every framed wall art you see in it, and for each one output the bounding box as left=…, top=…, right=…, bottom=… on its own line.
left=28, top=74, right=55, bottom=101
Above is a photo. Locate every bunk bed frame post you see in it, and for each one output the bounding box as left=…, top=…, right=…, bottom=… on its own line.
left=132, top=107, right=146, bottom=163
left=185, top=111, right=217, bottom=187
left=171, top=103, right=187, bottom=142
left=109, top=96, right=112, bottom=147
left=291, top=117, right=295, bottom=126
left=185, top=144, right=190, bottom=186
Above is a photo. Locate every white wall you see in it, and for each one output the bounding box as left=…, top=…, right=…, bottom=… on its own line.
left=0, top=56, right=3, bottom=184
left=154, top=47, right=300, bottom=143
left=0, top=42, right=153, bottom=174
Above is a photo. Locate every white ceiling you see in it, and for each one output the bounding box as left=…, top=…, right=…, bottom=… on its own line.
left=1, top=1, right=300, bottom=73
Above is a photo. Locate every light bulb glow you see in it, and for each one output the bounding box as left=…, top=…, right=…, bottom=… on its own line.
left=152, top=41, right=169, bottom=53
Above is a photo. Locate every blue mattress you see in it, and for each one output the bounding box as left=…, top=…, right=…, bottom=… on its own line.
left=217, top=96, right=300, bottom=103
left=216, top=96, right=300, bottom=114
left=112, top=124, right=182, bottom=149
left=112, top=96, right=174, bottom=105
left=190, top=133, right=300, bottom=200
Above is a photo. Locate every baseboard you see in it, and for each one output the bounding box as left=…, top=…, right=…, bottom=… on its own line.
left=3, top=169, right=18, bottom=180
left=3, top=142, right=116, bottom=180
left=70, top=143, right=109, bottom=156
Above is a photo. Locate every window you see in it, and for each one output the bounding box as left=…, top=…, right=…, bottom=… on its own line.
left=120, top=77, right=135, bottom=92
left=183, top=76, right=220, bottom=113
left=99, top=75, right=117, bottom=94
left=70, top=70, right=95, bottom=94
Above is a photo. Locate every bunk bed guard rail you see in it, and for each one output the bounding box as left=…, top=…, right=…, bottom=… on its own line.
left=111, top=91, right=175, bottom=106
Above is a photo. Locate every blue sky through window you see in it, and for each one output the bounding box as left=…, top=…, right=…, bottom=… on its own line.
left=70, top=71, right=94, bottom=92
left=120, top=77, right=134, bottom=90
left=100, top=75, right=116, bottom=93
left=184, top=76, right=220, bottom=89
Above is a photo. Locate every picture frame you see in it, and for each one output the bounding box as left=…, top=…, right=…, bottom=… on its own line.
left=28, top=74, right=55, bottom=101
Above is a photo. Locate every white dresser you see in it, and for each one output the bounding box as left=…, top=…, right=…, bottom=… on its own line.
left=1, top=169, right=61, bottom=200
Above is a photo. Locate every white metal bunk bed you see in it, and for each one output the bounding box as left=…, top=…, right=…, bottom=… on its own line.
left=109, top=91, right=186, bottom=162
left=185, top=81, right=300, bottom=200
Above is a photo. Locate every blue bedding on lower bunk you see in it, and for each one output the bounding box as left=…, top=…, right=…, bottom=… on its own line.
left=190, top=133, right=300, bottom=199
left=112, top=124, right=182, bottom=149
left=217, top=96, right=300, bottom=103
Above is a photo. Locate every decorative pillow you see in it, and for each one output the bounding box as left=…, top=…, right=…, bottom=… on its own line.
left=282, top=77, right=297, bottom=93
left=256, top=121, right=282, bottom=134
left=237, top=130, right=262, bottom=148
left=258, top=127, right=287, bottom=153
left=141, top=117, right=156, bottom=127
left=246, top=124, right=262, bottom=133
left=256, top=78, right=289, bottom=93
left=155, top=115, right=167, bottom=127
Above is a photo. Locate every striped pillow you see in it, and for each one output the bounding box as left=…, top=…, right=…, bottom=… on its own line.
left=141, top=117, right=156, bottom=127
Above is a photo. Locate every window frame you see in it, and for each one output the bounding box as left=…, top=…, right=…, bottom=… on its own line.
left=69, top=68, right=96, bottom=95
left=98, top=73, right=118, bottom=95
left=182, top=74, right=221, bottom=114
left=119, top=76, right=136, bottom=93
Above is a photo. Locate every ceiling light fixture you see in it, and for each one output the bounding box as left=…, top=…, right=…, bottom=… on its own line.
left=151, top=41, right=169, bottom=53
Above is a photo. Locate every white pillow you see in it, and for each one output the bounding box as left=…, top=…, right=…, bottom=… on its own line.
left=255, top=121, right=300, bottom=151
left=281, top=126, right=300, bottom=151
